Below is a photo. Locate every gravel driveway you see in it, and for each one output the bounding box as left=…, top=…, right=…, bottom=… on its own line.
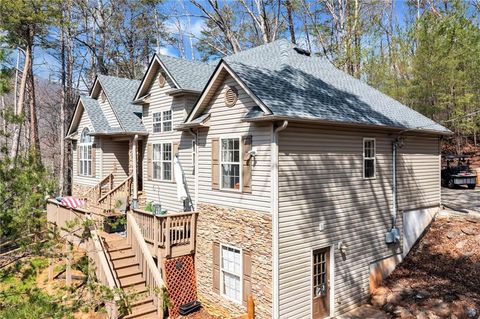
left=442, top=186, right=480, bottom=213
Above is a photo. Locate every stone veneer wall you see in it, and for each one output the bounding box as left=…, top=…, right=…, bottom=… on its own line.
left=72, top=183, right=91, bottom=197
left=195, top=203, right=272, bottom=319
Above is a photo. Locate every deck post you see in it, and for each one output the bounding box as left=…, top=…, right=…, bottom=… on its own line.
left=132, top=134, right=138, bottom=203
left=189, top=213, right=196, bottom=253
left=165, top=216, right=171, bottom=258
left=154, top=215, right=158, bottom=258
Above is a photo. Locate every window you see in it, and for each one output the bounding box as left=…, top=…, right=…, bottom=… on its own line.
left=220, top=138, right=240, bottom=190
left=153, top=112, right=162, bottom=133
left=363, top=138, right=376, bottom=178
left=79, top=128, right=92, bottom=176
left=220, top=244, right=242, bottom=302
left=152, top=110, right=172, bottom=133
left=192, top=140, right=196, bottom=175
left=153, top=143, right=172, bottom=181
left=162, top=110, right=172, bottom=132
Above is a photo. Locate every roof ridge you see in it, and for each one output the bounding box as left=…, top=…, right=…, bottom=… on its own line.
left=157, top=53, right=210, bottom=66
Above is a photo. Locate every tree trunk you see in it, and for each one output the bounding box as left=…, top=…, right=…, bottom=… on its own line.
left=9, top=43, right=31, bottom=160
left=60, top=13, right=66, bottom=194
left=28, top=33, right=41, bottom=159
left=285, top=0, right=296, bottom=44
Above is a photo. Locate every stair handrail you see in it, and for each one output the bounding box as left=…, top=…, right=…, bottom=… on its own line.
left=86, top=214, right=120, bottom=318
left=98, top=175, right=133, bottom=203
left=82, top=173, right=114, bottom=202
left=127, top=213, right=165, bottom=317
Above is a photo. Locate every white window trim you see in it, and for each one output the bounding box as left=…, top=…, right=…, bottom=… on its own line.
left=219, top=136, right=242, bottom=192
left=363, top=137, right=376, bottom=179
left=220, top=243, right=243, bottom=304
left=152, top=142, right=173, bottom=182
left=79, top=128, right=93, bottom=177
left=151, top=110, right=173, bottom=133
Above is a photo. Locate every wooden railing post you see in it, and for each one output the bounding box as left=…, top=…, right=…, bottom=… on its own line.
left=165, top=216, right=171, bottom=258
left=189, top=213, right=197, bottom=253
left=153, top=215, right=158, bottom=258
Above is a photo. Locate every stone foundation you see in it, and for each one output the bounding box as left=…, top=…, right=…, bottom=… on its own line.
left=195, top=203, right=272, bottom=319
left=72, top=183, right=92, bottom=197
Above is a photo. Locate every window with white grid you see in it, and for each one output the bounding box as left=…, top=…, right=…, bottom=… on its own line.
left=363, top=138, right=376, bottom=179
left=220, top=244, right=242, bottom=302
left=220, top=137, right=241, bottom=190
left=79, top=128, right=92, bottom=176
left=152, top=143, right=172, bottom=181
left=152, top=110, right=172, bottom=133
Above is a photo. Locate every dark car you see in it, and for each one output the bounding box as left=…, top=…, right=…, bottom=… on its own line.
left=441, top=155, right=477, bottom=189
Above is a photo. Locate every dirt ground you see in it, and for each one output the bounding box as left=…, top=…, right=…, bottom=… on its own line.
left=371, top=213, right=480, bottom=319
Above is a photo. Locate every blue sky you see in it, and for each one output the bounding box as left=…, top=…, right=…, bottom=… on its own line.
left=12, top=0, right=415, bottom=81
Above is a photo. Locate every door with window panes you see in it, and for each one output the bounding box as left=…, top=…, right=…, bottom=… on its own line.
left=312, top=248, right=330, bottom=319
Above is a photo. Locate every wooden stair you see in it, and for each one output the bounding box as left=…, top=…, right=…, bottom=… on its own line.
left=103, top=237, right=159, bottom=319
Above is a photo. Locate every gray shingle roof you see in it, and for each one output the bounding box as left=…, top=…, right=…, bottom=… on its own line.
left=97, top=74, right=145, bottom=132
left=158, top=55, right=216, bottom=92
left=79, top=96, right=115, bottom=133
left=223, top=39, right=450, bottom=134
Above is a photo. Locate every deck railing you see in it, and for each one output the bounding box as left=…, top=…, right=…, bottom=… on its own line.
left=86, top=214, right=120, bottom=319
left=127, top=213, right=164, bottom=318
left=96, top=175, right=133, bottom=213
left=46, top=199, right=120, bottom=318
left=82, top=173, right=114, bottom=203
left=130, top=209, right=197, bottom=258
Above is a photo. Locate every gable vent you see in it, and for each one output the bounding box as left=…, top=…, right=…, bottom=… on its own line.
left=158, top=72, right=166, bottom=88
left=225, top=85, right=238, bottom=107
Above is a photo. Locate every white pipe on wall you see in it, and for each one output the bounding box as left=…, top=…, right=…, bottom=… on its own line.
left=271, top=120, right=288, bottom=319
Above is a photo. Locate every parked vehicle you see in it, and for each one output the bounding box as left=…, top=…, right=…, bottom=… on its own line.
left=441, top=155, right=477, bottom=189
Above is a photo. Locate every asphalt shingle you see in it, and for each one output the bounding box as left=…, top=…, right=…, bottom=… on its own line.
left=97, top=74, right=145, bottom=133
left=158, top=55, right=216, bottom=92
left=223, top=39, right=450, bottom=134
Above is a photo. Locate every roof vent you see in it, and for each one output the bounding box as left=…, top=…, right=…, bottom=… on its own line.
left=158, top=72, right=166, bottom=88
left=294, top=47, right=311, bottom=57
left=225, top=85, right=238, bottom=107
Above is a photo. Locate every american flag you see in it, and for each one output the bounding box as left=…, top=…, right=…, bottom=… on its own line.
left=60, top=197, right=86, bottom=208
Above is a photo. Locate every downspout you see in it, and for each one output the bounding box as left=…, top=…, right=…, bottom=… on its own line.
left=392, top=140, right=397, bottom=229
left=272, top=120, right=288, bottom=319
left=187, top=129, right=198, bottom=211
left=132, top=134, right=139, bottom=208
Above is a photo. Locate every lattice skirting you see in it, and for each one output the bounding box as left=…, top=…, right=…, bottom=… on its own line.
left=164, top=255, right=197, bottom=318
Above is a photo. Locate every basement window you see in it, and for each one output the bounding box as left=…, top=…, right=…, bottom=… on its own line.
left=220, top=244, right=242, bottom=303
left=363, top=138, right=376, bottom=179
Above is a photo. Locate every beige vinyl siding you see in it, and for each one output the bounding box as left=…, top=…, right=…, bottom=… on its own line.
left=196, top=74, right=272, bottom=213
left=141, top=70, right=195, bottom=213
left=99, top=90, right=120, bottom=128
left=101, top=138, right=130, bottom=182
left=72, top=109, right=100, bottom=187
left=277, top=123, right=441, bottom=318
left=397, top=136, right=441, bottom=211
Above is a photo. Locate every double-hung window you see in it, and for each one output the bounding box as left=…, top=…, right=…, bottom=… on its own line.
left=363, top=138, right=376, bottom=178
left=79, top=128, right=92, bottom=176
left=220, top=244, right=242, bottom=302
left=153, top=143, right=173, bottom=181
left=220, top=138, right=240, bottom=190
left=152, top=110, right=172, bottom=133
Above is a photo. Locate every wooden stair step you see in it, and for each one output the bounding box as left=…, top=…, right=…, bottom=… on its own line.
left=112, top=257, right=138, bottom=270
left=116, top=265, right=142, bottom=278
left=124, top=282, right=148, bottom=295
left=129, top=300, right=156, bottom=317
left=123, top=303, right=157, bottom=319
left=109, top=249, right=135, bottom=261
left=120, top=274, right=145, bottom=288
left=130, top=296, right=154, bottom=308
left=107, top=244, right=131, bottom=253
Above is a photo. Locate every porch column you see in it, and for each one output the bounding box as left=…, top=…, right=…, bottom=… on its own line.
left=132, top=134, right=138, bottom=202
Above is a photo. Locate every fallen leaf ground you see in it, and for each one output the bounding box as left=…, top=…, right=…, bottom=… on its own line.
left=371, top=213, right=480, bottom=318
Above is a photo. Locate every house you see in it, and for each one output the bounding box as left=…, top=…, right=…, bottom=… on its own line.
left=59, top=39, right=449, bottom=319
